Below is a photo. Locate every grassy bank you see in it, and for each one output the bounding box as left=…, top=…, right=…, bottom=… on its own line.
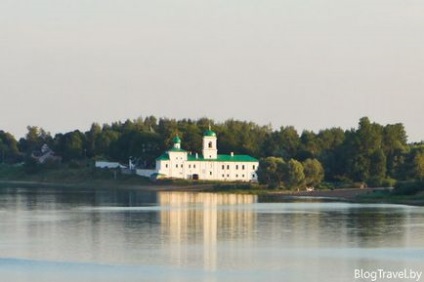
left=356, top=194, right=424, bottom=206
left=355, top=187, right=424, bottom=206
left=0, top=164, right=151, bottom=187
left=210, top=183, right=269, bottom=195
left=2, top=164, right=423, bottom=206
left=0, top=164, right=217, bottom=191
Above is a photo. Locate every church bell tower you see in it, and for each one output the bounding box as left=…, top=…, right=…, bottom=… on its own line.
left=202, top=126, right=217, bottom=159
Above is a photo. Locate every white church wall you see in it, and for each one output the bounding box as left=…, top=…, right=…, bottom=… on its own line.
left=153, top=130, right=259, bottom=182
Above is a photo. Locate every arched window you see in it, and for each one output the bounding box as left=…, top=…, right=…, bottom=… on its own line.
left=208, top=141, right=213, bottom=148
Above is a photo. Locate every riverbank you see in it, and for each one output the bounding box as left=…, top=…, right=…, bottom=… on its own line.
left=3, top=179, right=422, bottom=206
left=269, top=187, right=375, bottom=200
left=207, top=185, right=424, bottom=206
left=0, top=165, right=214, bottom=191
left=0, top=179, right=214, bottom=193
left=261, top=188, right=424, bottom=206
left=1, top=165, right=423, bottom=206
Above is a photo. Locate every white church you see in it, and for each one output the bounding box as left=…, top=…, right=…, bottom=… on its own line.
left=150, top=129, right=259, bottom=182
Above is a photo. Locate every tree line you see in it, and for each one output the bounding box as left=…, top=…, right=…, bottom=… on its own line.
left=0, top=116, right=423, bottom=187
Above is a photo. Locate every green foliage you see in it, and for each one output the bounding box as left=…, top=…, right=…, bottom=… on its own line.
left=369, top=149, right=387, bottom=180
left=213, top=183, right=263, bottom=194
left=257, top=157, right=286, bottom=188
left=266, top=126, right=300, bottom=159
left=1, top=116, right=424, bottom=186
left=286, top=159, right=305, bottom=189
left=381, top=177, right=397, bottom=188
left=258, top=157, right=324, bottom=190
left=23, top=157, right=40, bottom=174
left=393, top=181, right=424, bottom=196
left=55, top=130, right=85, bottom=161
left=0, top=130, right=22, bottom=163
left=383, top=123, right=408, bottom=177
left=302, top=158, right=324, bottom=187
left=413, top=153, right=424, bottom=180
left=20, top=126, right=52, bottom=155
left=0, top=164, right=26, bottom=179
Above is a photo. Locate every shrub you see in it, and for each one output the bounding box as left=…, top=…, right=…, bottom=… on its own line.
left=393, top=181, right=424, bottom=196
left=367, top=177, right=396, bottom=188
left=381, top=177, right=396, bottom=188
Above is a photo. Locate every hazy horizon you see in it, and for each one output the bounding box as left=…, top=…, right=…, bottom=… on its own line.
left=1, top=0, right=423, bottom=142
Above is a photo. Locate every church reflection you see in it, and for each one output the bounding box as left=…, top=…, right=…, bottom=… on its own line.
left=158, top=192, right=257, bottom=271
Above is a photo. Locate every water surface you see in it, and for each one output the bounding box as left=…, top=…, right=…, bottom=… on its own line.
left=0, top=186, right=423, bottom=281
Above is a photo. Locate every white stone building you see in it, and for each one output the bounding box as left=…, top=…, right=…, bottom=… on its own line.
left=153, top=129, right=259, bottom=182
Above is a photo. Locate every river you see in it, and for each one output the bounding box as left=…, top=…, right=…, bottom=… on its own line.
left=0, top=186, right=423, bottom=281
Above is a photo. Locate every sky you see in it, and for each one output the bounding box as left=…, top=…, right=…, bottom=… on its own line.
left=1, top=0, right=424, bottom=142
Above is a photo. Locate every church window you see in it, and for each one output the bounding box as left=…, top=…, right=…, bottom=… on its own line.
left=242, top=165, right=245, bottom=170
left=236, top=165, right=239, bottom=170
left=227, top=165, right=230, bottom=169
left=208, top=141, right=213, bottom=148
left=166, top=164, right=168, bottom=168
left=176, top=164, right=178, bottom=168
left=193, top=164, right=196, bottom=168
left=222, top=165, right=225, bottom=169
left=253, top=165, right=256, bottom=169
left=210, top=171, right=212, bottom=175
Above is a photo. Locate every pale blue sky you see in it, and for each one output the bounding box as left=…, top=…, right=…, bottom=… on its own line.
left=1, top=0, right=423, bottom=141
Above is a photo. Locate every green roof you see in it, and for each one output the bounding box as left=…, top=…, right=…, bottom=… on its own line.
left=156, top=153, right=170, bottom=160
left=173, top=136, right=181, bottom=144
left=203, top=130, right=216, bottom=137
left=192, top=154, right=258, bottom=162
left=156, top=153, right=258, bottom=162
left=168, top=148, right=187, bottom=153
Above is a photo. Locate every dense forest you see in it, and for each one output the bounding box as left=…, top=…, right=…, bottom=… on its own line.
left=0, top=116, right=423, bottom=187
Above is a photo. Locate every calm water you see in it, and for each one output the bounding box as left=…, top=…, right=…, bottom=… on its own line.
left=0, top=186, right=423, bottom=282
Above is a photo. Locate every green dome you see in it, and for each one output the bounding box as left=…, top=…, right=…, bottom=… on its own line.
left=204, top=130, right=216, bottom=137
left=173, top=136, right=181, bottom=144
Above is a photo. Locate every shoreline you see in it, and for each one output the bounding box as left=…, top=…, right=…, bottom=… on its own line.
left=1, top=180, right=423, bottom=206
left=0, top=179, right=214, bottom=192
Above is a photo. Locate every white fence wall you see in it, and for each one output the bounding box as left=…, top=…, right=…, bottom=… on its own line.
left=136, top=169, right=156, bottom=178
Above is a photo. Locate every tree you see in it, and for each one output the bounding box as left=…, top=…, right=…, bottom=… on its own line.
left=350, top=155, right=370, bottom=182
left=266, top=126, right=300, bottom=159
left=144, top=116, right=158, bottom=132
left=55, top=130, right=85, bottom=161
left=298, top=130, right=319, bottom=160
left=413, top=153, right=424, bottom=181
left=286, top=159, right=305, bottom=189
left=302, top=159, right=324, bottom=187
left=356, top=117, right=383, bottom=155
left=368, top=149, right=387, bottom=186
left=157, top=118, right=178, bottom=150
left=341, top=117, right=386, bottom=183
left=109, top=130, right=161, bottom=167
left=383, top=123, right=408, bottom=178
left=85, top=123, right=102, bottom=158
left=257, top=157, right=286, bottom=188
left=0, top=131, right=21, bottom=163
left=316, top=128, right=345, bottom=181
left=20, top=126, right=51, bottom=155
left=178, top=120, right=202, bottom=154
left=96, top=129, right=120, bottom=157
